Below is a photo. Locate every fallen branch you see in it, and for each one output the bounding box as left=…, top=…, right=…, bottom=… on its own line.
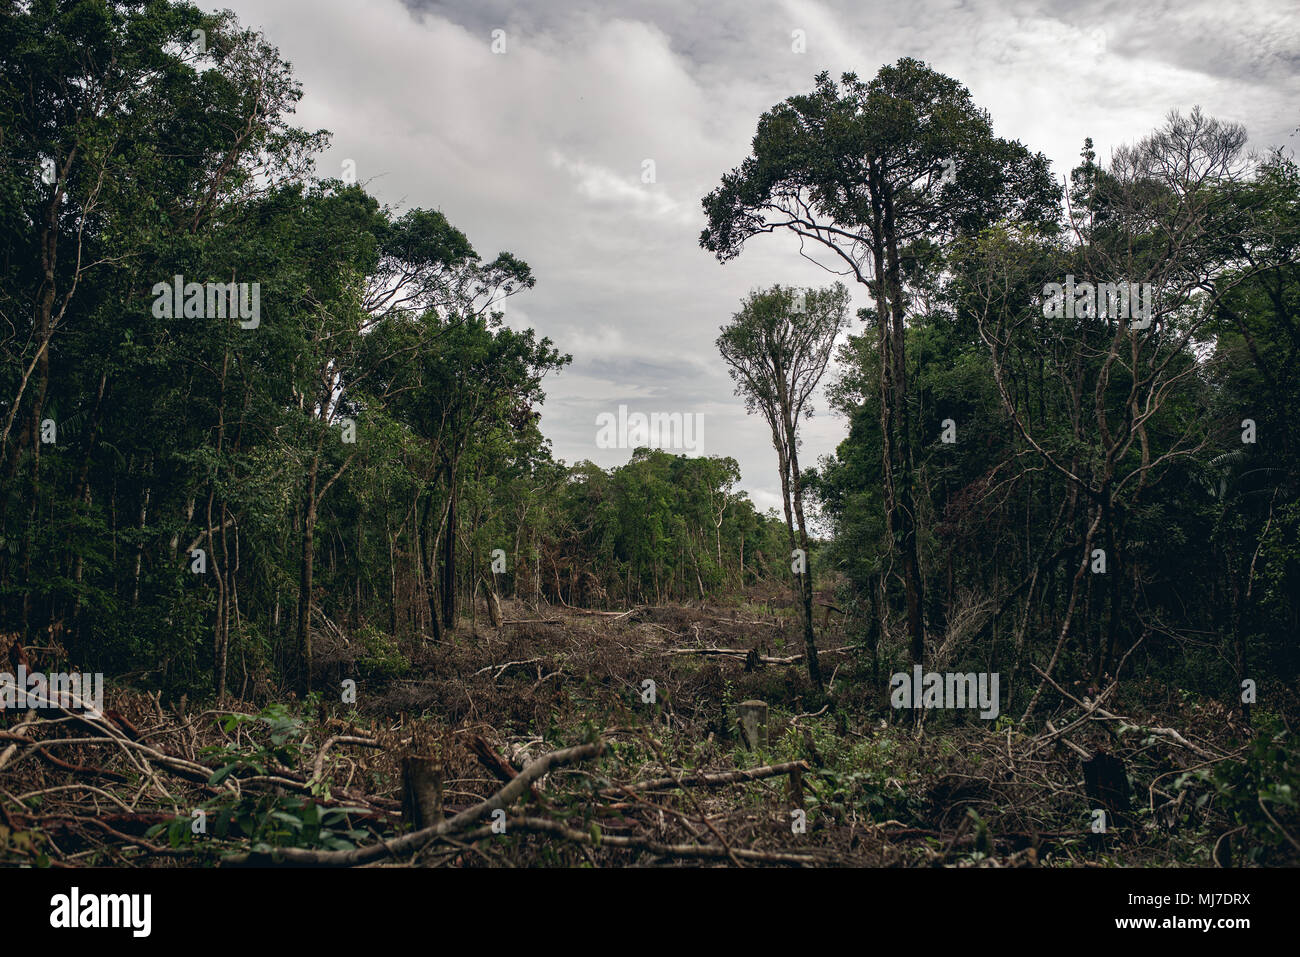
left=1029, top=665, right=1221, bottom=761
left=0, top=731, right=129, bottom=782
left=604, top=760, right=810, bottom=797
left=221, top=740, right=606, bottom=867
left=1044, top=720, right=1091, bottom=760
left=467, top=734, right=518, bottom=785
left=1257, top=795, right=1300, bottom=854
left=472, top=658, right=543, bottom=679
left=566, top=606, right=639, bottom=619
left=665, top=646, right=854, bottom=665
left=790, top=706, right=829, bottom=728
left=0, top=718, right=38, bottom=772
left=309, top=735, right=381, bottom=786
left=491, top=815, right=818, bottom=865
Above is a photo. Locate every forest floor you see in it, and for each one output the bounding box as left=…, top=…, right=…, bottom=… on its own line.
left=1, top=595, right=1293, bottom=867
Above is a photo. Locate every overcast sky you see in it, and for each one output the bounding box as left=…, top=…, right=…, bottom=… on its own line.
left=222, top=0, right=1298, bottom=515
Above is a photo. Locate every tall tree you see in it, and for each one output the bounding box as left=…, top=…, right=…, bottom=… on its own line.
left=701, top=59, right=1058, bottom=667
left=718, top=283, right=849, bottom=691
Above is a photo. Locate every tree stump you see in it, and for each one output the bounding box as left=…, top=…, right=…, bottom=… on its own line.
left=401, top=756, right=444, bottom=830
left=1083, top=751, right=1131, bottom=840
left=737, top=700, right=769, bottom=750
left=788, top=763, right=805, bottom=809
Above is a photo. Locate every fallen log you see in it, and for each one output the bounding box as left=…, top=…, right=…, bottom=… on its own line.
left=560, top=605, right=639, bottom=619
left=467, top=734, right=519, bottom=785
left=471, top=658, right=543, bottom=679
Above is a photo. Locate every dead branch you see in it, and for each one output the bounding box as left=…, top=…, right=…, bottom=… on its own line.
left=665, top=646, right=853, bottom=664
left=220, top=740, right=606, bottom=866
left=605, top=760, right=810, bottom=797
left=310, top=735, right=381, bottom=785
left=484, top=815, right=819, bottom=865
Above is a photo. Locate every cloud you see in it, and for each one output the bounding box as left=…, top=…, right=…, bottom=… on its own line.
left=549, top=151, right=690, bottom=223
left=221, top=0, right=1300, bottom=509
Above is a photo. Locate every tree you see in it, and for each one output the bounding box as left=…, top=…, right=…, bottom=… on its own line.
left=717, top=283, right=849, bottom=691
left=701, top=59, right=1058, bottom=667
left=960, top=109, right=1289, bottom=714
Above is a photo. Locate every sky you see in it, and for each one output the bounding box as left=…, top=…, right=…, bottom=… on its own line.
left=220, top=0, right=1299, bottom=515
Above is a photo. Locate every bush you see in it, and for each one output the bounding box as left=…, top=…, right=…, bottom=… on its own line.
left=1211, top=714, right=1299, bottom=864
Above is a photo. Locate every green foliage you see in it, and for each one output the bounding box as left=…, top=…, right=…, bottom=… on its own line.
left=356, top=625, right=409, bottom=679
left=779, top=722, right=925, bottom=825
left=148, top=701, right=371, bottom=853
left=150, top=793, right=372, bottom=855
left=1211, top=716, right=1299, bottom=864
left=205, top=702, right=308, bottom=782
left=0, top=821, right=48, bottom=867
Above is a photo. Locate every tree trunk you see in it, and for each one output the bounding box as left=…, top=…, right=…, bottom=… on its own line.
left=881, top=185, right=926, bottom=668
left=785, top=425, right=822, bottom=693
left=441, top=476, right=457, bottom=630
left=297, top=482, right=317, bottom=693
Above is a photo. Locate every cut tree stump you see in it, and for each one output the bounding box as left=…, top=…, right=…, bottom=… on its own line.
left=401, top=756, right=444, bottom=830
left=1083, top=751, right=1131, bottom=838
left=736, top=700, right=769, bottom=751
left=788, top=762, right=805, bottom=809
